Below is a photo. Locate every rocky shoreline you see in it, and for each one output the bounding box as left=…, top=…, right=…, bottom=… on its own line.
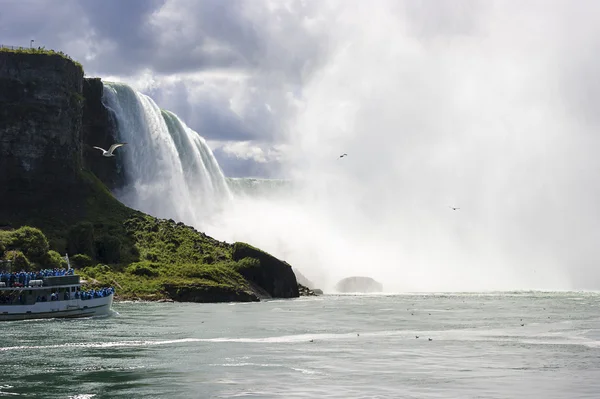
left=113, top=283, right=324, bottom=303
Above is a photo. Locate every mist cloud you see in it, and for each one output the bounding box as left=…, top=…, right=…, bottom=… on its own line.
left=209, top=1, right=600, bottom=290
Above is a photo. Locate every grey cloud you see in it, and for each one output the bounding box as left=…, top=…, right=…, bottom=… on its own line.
left=1, top=0, right=330, bottom=148
left=402, top=0, right=487, bottom=39
left=79, top=0, right=165, bottom=45
left=144, top=81, right=260, bottom=142
left=213, top=147, right=283, bottom=178
left=0, top=0, right=87, bottom=50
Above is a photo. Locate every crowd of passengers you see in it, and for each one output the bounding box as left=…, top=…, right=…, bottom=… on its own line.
left=0, top=268, right=74, bottom=288
left=0, top=287, right=115, bottom=305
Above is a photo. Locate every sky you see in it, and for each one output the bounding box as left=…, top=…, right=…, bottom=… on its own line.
left=2, top=0, right=599, bottom=178
left=1, top=0, right=335, bottom=177
left=3, top=0, right=600, bottom=290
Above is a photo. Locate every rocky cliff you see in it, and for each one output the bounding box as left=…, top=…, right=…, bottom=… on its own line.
left=81, top=77, right=125, bottom=191
left=0, top=51, right=83, bottom=212
left=232, top=242, right=299, bottom=298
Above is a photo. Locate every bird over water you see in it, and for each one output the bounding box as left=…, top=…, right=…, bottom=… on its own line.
left=93, top=143, right=127, bottom=157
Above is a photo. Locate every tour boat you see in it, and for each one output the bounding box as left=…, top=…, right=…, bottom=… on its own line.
left=0, top=255, right=114, bottom=321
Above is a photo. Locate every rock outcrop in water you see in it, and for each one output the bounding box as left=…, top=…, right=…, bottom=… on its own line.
left=0, top=48, right=300, bottom=303
left=335, top=276, right=383, bottom=293
left=162, top=283, right=261, bottom=303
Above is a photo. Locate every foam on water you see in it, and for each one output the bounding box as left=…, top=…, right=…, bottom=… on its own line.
left=1, top=294, right=599, bottom=398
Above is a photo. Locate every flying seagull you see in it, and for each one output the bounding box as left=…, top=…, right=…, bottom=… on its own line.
left=339, top=153, right=348, bottom=159
left=449, top=206, right=460, bottom=211
left=93, top=143, right=127, bottom=157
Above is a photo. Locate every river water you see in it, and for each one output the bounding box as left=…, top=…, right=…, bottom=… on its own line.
left=1, top=292, right=599, bottom=398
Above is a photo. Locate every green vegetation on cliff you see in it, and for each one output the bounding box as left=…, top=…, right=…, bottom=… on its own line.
left=0, top=46, right=83, bottom=73
left=1, top=226, right=68, bottom=269
left=1, top=206, right=298, bottom=301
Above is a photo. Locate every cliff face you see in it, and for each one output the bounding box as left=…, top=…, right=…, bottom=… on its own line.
left=232, top=242, right=300, bottom=298
left=82, top=78, right=124, bottom=191
left=0, top=51, right=84, bottom=209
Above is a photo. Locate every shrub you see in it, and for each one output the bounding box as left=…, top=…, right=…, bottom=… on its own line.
left=9, top=226, right=49, bottom=263
left=71, top=254, right=93, bottom=268
left=235, top=257, right=261, bottom=270
left=126, top=262, right=159, bottom=277
left=202, top=254, right=214, bottom=264
left=3, top=250, right=31, bottom=271
left=144, top=249, right=160, bottom=262
left=81, top=264, right=110, bottom=279
left=46, top=250, right=67, bottom=269
left=0, top=234, right=6, bottom=258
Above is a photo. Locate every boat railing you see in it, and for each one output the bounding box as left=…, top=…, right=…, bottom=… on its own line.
left=0, top=267, right=75, bottom=288
left=0, top=286, right=115, bottom=305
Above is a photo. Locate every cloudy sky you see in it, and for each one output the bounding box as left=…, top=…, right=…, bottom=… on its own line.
left=1, top=0, right=337, bottom=177
left=2, top=0, right=599, bottom=179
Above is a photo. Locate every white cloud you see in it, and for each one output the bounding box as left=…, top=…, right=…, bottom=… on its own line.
left=215, top=141, right=288, bottom=164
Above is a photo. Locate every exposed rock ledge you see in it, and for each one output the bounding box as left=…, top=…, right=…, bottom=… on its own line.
left=162, top=283, right=260, bottom=303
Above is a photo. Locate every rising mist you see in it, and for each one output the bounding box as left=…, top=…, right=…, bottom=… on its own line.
left=107, top=1, right=600, bottom=292
left=206, top=2, right=600, bottom=291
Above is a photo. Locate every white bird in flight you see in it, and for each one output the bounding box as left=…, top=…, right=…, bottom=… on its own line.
left=93, top=143, right=127, bottom=157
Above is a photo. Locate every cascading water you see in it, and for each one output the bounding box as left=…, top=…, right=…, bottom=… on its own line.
left=101, top=82, right=232, bottom=229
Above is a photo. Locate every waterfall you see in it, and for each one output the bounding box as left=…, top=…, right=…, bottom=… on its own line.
left=101, top=82, right=232, bottom=229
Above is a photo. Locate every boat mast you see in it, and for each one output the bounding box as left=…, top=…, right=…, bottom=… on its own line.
left=64, top=253, right=71, bottom=270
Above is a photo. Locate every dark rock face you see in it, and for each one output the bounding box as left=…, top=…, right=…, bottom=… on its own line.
left=162, top=283, right=260, bottom=303
left=0, top=52, right=83, bottom=209
left=232, top=242, right=299, bottom=298
left=82, top=78, right=124, bottom=191
left=335, top=276, right=383, bottom=293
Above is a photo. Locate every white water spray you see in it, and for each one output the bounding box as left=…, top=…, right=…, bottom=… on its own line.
left=99, top=2, right=600, bottom=292
left=102, top=82, right=232, bottom=228
left=101, top=79, right=574, bottom=292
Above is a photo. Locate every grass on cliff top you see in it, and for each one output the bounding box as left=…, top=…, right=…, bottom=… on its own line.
left=0, top=46, right=83, bottom=72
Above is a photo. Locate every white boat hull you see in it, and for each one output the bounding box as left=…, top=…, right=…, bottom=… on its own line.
left=0, top=294, right=114, bottom=321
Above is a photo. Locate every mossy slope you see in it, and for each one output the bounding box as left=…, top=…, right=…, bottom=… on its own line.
left=0, top=177, right=298, bottom=302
